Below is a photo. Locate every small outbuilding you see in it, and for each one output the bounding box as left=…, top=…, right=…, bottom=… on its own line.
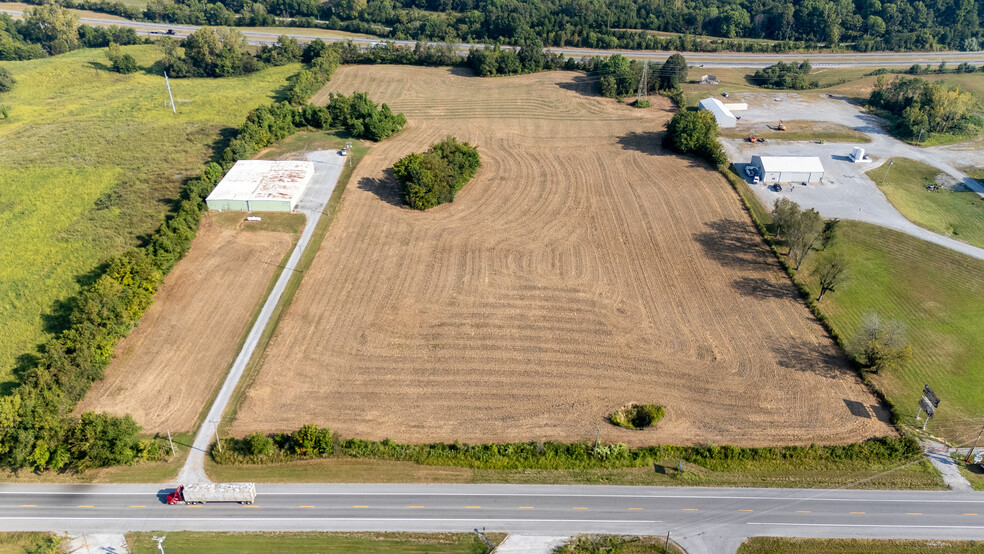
left=698, top=97, right=737, bottom=128
left=206, top=160, right=315, bottom=212
left=751, top=155, right=825, bottom=183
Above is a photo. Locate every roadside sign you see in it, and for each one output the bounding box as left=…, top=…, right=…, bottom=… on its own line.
left=920, top=396, right=936, bottom=418
left=924, top=385, right=941, bottom=407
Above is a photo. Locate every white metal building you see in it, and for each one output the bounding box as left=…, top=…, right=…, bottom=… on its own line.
left=698, top=97, right=737, bottom=128
left=206, top=160, right=315, bottom=212
left=751, top=155, right=825, bottom=183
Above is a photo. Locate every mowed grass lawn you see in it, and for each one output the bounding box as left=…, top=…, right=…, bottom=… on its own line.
left=739, top=537, right=984, bottom=553
left=797, top=222, right=984, bottom=442
left=0, top=45, right=297, bottom=387
left=868, top=158, right=984, bottom=249
left=126, top=532, right=501, bottom=553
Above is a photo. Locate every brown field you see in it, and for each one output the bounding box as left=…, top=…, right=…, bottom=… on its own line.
left=78, top=214, right=295, bottom=433
left=228, top=66, right=893, bottom=446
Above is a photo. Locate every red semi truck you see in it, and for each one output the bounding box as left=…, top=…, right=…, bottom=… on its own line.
left=167, top=483, right=256, bottom=505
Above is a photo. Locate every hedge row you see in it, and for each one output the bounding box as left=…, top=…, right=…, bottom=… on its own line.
left=212, top=427, right=922, bottom=471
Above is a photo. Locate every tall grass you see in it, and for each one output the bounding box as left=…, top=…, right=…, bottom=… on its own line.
left=0, top=45, right=298, bottom=383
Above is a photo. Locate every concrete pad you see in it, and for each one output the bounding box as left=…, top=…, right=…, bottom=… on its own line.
left=924, top=440, right=974, bottom=492
left=494, top=534, right=571, bottom=553
left=65, top=533, right=129, bottom=553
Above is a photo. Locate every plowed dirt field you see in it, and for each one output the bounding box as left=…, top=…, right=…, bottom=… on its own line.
left=229, top=66, right=893, bottom=446
left=78, top=214, right=294, bottom=433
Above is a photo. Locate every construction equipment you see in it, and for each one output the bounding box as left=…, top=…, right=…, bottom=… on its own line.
left=777, top=120, right=787, bottom=131
left=167, top=483, right=256, bottom=505
left=748, top=134, right=757, bottom=142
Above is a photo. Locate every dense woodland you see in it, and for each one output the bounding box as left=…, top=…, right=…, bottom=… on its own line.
left=11, top=0, right=984, bottom=52
left=868, top=75, right=981, bottom=140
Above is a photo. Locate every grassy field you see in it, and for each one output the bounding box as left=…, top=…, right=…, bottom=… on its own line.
left=681, top=67, right=875, bottom=106
left=205, top=454, right=945, bottom=489
left=739, top=537, right=984, bottom=553
left=126, top=532, right=502, bottom=554
left=868, top=158, right=984, bottom=249
left=791, top=221, right=984, bottom=444
left=720, top=120, right=871, bottom=143
left=0, top=45, right=298, bottom=388
left=0, top=532, right=61, bottom=554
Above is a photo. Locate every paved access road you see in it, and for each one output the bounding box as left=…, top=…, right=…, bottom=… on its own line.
left=3, top=484, right=984, bottom=552
left=6, top=7, right=984, bottom=68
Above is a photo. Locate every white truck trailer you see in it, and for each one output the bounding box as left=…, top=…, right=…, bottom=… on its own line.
left=167, top=483, right=256, bottom=505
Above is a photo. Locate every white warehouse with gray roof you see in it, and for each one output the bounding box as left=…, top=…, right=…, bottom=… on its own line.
left=206, top=160, right=315, bottom=212
left=751, top=155, right=825, bottom=183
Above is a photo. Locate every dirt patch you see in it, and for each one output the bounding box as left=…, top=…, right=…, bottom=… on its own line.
left=229, top=66, right=893, bottom=447
left=77, top=214, right=295, bottom=433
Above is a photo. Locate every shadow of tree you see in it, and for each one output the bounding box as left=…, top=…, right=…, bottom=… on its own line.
left=357, top=168, right=404, bottom=207
left=730, top=276, right=794, bottom=301
left=556, top=74, right=601, bottom=97
left=617, top=131, right=665, bottom=155
left=692, top=219, right=772, bottom=270
left=769, top=338, right=850, bottom=380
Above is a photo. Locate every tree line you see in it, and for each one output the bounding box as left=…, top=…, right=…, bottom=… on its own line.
left=0, top=91, right=404, bottom=472
left=0, top=6, right=140, bottom=61
left=868, top=75, right=981, bottom=142
left=15, top=0, right=984, bottom=53
left=752, top=61, right=820, bottom=90
left=393, top=136, right=481, bottom=210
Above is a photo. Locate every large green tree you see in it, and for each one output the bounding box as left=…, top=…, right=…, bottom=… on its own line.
left=22, top=4, right=79, bottom=55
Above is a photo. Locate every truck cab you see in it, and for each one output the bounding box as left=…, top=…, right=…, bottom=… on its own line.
left=166, top=485, right=184, bottom=504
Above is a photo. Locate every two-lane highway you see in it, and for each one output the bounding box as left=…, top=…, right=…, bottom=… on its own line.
left=3, top=484, right=984, bottom=543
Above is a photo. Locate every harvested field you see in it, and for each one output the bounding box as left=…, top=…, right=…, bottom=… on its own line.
left=78, top=214, right=295, bottom=433
left=229, top=66, right=893, bottom=446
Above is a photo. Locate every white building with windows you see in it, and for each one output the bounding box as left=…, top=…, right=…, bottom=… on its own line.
left=751, top=155, right=825, bottom=183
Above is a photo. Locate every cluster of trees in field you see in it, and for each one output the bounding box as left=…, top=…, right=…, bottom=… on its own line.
left=212, top=425, right=921, bottom=468
left=0, top=7, right=140, bottom=60
left=26, top=0, right=984, bottom=53
left=663, top=110, right=728, bottom=167
left=752, top=61, right=819, bottom=89
left=394, top=136, right=481, bottom=209
left=868, top=76, right=981, bottom=141
left=105, top=42, right=138, bottom=73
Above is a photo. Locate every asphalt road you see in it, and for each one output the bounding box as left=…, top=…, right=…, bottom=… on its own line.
left=7, top=8, right=984, bottom=67
left=2, top=484, right=984, bottom=552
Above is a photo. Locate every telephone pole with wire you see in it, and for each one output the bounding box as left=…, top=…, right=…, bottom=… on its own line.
left=965, top=420, right=984, bottom=463
left=164, top=71, right=176, bottom=114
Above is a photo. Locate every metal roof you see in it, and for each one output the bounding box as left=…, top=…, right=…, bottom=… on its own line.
left=207, top=160, right=315, bottom=204
left=698, top=97, right=736, bottom=120
left=753, top=156, right=825, bottom=173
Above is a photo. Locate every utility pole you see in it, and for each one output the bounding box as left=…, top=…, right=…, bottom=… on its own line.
left=164, top=71, right=176, bottom=115
left=166, top=429, right=176, bottom=457
left=965, top=421, right=984, bottom=463
left=881, top=159, right=894, bottom=185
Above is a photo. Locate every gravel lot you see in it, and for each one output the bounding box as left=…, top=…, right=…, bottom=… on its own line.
left=719, top=93, right=984, bottom=261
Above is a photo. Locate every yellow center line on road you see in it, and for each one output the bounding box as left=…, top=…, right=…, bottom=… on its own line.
left=352, top=505, right=369, bottom=508
left=907, top=512, right=923, bottom=515
left=20, top=505, right=35, bottom=508
left=965, top=513, right=979, bottom=516
left=465, top=506, right=481, bottom=509
left=130, top=505, right=146, bottom=508
left=850, top=512, right=866, bottom=514
left=572, top=507, right=588, bottom=510
left=244, top=505, right=260, bottom=508
left=299, top=505, right=316, bottom=508
left=627, top=507, right=643, bottom=510
left=78, top=505, right=94, bottom=508
left=518, top=506, right=534, bottom=509
left=795, top=510, right=811, bottom=513
left=408, top=505, right=425, bottom=508
left=738, top=509, right=753, bottom=512
left=682, top=508, right=699, bottom=511
left=186, top=505, right=202, bottom=508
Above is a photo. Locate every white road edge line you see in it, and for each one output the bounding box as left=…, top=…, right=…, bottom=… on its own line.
left=749, top=522, right=984, bottom=529
left=0, top=517, right=659, bottom=523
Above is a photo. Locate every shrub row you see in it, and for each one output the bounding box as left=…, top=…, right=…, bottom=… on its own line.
left=610, top=404, right=665, bottom=430
left=212, top=426, right=921, bottom=471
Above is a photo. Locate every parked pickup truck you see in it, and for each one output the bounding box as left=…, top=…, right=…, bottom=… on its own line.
left=167, top=483, right=256, bottom=505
